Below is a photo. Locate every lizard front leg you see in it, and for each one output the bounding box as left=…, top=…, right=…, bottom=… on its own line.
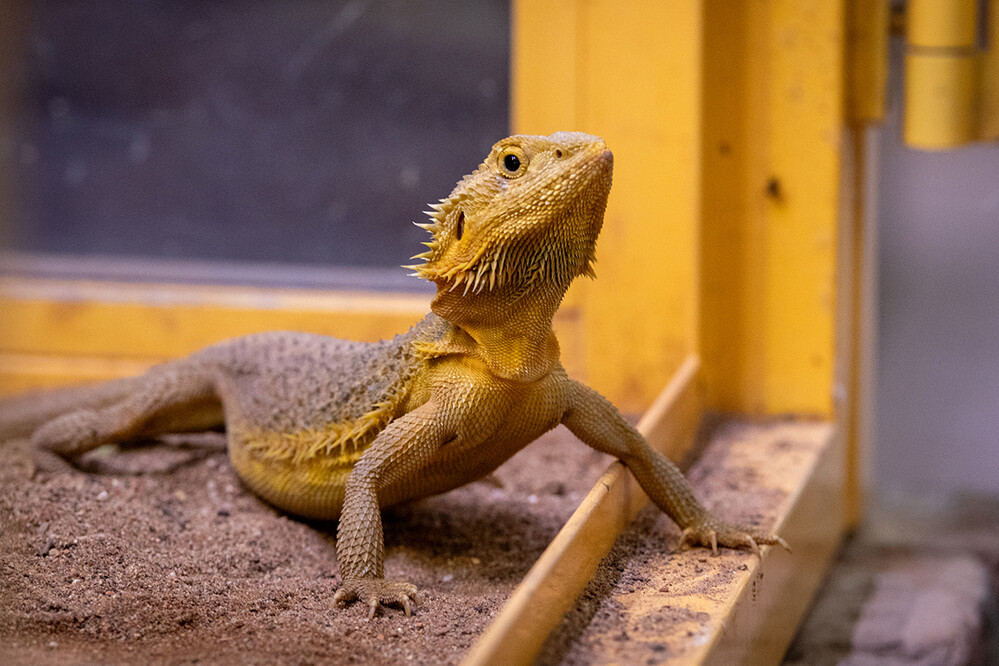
left=333, top=401, right=452, bottom=619
left=561, top=379, right=788, bottom=554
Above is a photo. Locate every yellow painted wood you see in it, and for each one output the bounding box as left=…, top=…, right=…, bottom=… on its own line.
left=908, top=0, right=978, bottom=48
left=904, top=0, right=982, bottom=148
left=700, top=0, right=844, bottom=416
left=0, top=352, right=156, bottom=396
left=686, top=422, right=842, bottom=664
left=510, top=1, right=578, bottom=134
left=558, top=420, right=839, bottom=664
left=463, top=356, right=702, bottom=666
left=513, top=0, right=703, bottom=412
left=979, top=0, right=999, bottom=140
left=0, top=278, right=431, bottom=359
left=0, top=277, right=586, bottom=394
left=847, top=0, right=889, bottom=123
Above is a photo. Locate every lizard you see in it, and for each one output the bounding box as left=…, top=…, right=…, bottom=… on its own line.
left=0, top=132, right=787, bottom=619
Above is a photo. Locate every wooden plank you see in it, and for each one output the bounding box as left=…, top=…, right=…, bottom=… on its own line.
left=512, top=0, right=703, bottom=412
left=559, top=420, right=841, bottom=664
left=0, top=352, right=155, bottom=395
left=699, top=0, right=845, bottom=416
left=463, top=356, right=702, bottom=666
left=0, top=278, right=431, bottom=357
left=698, top=422, right=842, bottom=664
left=0, top=277, right=586, bottom=394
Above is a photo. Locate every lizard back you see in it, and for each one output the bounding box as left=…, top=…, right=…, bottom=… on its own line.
left=208, top=314, right=448, bottom=519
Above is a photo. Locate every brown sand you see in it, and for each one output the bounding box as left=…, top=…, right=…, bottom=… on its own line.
left=1, top=418, right=812, bottom=664
left=0, top=427, right=611, bottom=665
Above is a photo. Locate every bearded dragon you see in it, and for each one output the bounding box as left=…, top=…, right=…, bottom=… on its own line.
left=0, top=132, right=786, bottom=618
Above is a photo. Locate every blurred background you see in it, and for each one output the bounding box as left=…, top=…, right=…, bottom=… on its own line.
left=877, top=33, right=999, bottom=496
left=0, top=0, right=508, bottom=276
left=0, top=1, right=996, bottom=497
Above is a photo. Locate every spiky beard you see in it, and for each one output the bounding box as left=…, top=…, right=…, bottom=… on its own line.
left=404, top=199, right=597, bottom=300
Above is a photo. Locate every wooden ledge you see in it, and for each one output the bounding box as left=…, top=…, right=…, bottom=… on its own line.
left=465, top=359, right=843, bottom=664
left=572, top=419, right=841, bottom=665
left=0, top=276, right=584, bottom=394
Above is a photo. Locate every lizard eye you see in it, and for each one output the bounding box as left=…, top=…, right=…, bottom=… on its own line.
left=497, top=146, right=528, bottom=178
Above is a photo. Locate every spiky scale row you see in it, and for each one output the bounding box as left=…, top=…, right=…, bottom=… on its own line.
left=406, top=198, right=540, bottom=297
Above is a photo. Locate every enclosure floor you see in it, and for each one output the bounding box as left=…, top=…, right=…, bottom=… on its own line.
left=1, top=418, right=834, bottom=665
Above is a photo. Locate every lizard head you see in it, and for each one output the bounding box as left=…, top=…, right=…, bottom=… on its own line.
left=405, top=132, right=613, bottom=310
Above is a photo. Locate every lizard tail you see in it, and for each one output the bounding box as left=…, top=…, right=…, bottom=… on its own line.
left=0, top=377, right=140, bottom=441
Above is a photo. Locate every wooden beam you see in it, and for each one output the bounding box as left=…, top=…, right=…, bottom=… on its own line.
left=512, top=0, right=703, bottom=412
left=696, top=422, right=842, bottom=664
left=699, top=0, right=845, bottom=416
left=563, top=420, right=842, bottom=664
left=0, top=276, right=586, bottom=394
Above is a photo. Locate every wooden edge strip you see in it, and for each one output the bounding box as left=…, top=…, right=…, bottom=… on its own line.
left=697, top=423, right=843, bottom=664
left=566, top=419, right=840, bottom=664
left=462, top=356, right=702, bottom=666
left=0, top=352, right=160, bottom=396
left=0, top=276, right=432, bottom=314
left=0, top=278, right=585, bottom=391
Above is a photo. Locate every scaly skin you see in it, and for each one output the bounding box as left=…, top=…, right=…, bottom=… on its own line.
left=0, top=132, right=787, bottom=619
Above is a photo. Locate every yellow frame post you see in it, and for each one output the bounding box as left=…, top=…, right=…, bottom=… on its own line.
left=513, top=0, right=703, bottom=412
left=509, top=1, right=858, bottom=661
left=700, top=0, right=846, bottom=417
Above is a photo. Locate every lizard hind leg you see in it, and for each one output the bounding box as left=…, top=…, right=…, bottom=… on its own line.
left=30, top=363, right=223, bottom=474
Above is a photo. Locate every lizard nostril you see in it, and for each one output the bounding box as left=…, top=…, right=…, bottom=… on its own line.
left=555, top=149, right=563, bottom=159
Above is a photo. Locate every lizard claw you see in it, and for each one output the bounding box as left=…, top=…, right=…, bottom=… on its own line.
left=681, top=517, right=789, bottom=556
left=332, top=578, right=419, bottom=619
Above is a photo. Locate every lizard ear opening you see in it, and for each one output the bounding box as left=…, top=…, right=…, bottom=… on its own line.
left=454, top=210, right=465, bottom=240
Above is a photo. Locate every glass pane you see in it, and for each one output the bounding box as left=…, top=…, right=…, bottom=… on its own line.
left=2, top=1, right=509, bottom=279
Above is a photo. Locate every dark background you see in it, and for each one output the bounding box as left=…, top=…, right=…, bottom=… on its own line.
left=2, top=0, right=509, bottom=271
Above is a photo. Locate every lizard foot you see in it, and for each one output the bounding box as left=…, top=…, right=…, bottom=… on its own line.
left=29, top=410, right=101, bottom=478
left=681, top=516, right=790, bottom=556
left=332, top=578, right=419, bottom=620
left=30, top=410, right=105, bottom=474
left=28, top=446, right=79, bottom=478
